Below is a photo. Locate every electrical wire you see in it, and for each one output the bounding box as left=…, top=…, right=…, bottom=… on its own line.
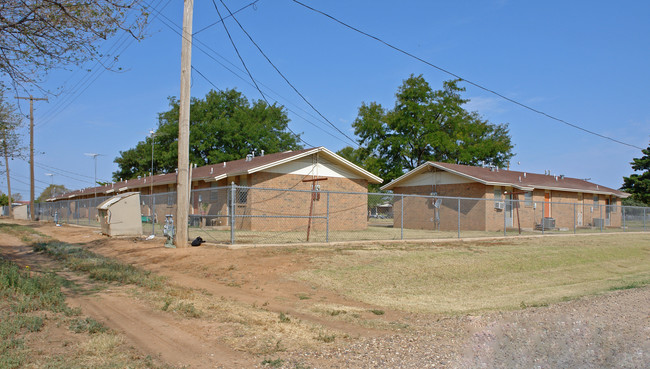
left=37, top=0, right=174, bottom=128
left=212, top=0, right=268, bottom=104
left=193, top=0, right=261, bottom=36
left=191, top=66, right=314, bottom=147
left=218, top=0, right=358, bottom=146
left=292, top=0, right=644, bottom=151
left=147, top=2, right=352, bottom=146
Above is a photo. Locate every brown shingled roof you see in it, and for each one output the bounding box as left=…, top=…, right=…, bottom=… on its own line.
left=382, top=161, right=628, bottom=198
left=49, top=147, right=382, bottom=201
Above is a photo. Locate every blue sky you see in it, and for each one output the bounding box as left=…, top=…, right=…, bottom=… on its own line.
left=6, top=0, right=650, bottom=198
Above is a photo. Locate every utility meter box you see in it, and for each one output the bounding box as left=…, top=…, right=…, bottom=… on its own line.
left=97, top=192, right=143, bottom=236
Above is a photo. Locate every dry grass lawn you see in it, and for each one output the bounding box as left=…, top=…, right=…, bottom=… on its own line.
left=295, top=233, right=650, bottom=314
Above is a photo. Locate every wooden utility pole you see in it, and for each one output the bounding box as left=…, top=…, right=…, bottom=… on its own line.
left=16, top=95, right=47, bottom=221
left=302, top=177, right=328, bottom=241
left=175, top=0, right=193, bottom=248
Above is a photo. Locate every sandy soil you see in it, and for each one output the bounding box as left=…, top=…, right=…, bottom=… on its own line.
left=1, top=220, right=648, bottom=368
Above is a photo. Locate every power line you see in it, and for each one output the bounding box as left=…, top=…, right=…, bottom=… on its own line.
left=197, top=6, right=313, bottom=148
left=193, top=0, right=261, bottom=36
left=212, top=0, right=268, bottom=103
left=35, top=163, right=94, bottom=181
left=292, top=0, right=644, bottom=151
left=148, top=2, right=349, bottom=146
left=37, top=0, right=174, bottom=128
left=218, top=0, right=358, bottom=146
left=191, top=66, right=314, bottom=147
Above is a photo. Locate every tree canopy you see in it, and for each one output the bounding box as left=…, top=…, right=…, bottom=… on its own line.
left=0, top=0, right=148, bottom=90
left=36, top=184, right=69, bottom=203
left=621, top=143, right=650, bottom=205
left=113, top=89, right=303, bottom=181
left=338, top=75, right=514, bottom=184
left=0, top=89, right=24, bottom=168
left=0, top=90, right=23, bottom=217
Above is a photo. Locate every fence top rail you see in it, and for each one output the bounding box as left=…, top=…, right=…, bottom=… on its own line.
left=40, top=185, right=650, bottom=211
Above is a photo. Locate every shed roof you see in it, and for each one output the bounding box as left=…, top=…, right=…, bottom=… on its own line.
left=50, top=147, right=382, bottom=201
left=381, top=161, right=629, bottom=198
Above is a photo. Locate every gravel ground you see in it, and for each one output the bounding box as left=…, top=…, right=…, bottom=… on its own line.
left=267, top=287, right=650, bottom=369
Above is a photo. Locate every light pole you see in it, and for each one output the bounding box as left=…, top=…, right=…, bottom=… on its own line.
left=84, top=153, right=100, bottom=198
left=150, top=129, right=156, bottom=237
left=45, top=173, right=54, bottom=198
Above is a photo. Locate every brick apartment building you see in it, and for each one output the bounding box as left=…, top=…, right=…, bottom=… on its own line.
left=381, top=162, right=629, bottom=232
left=49, top=147, right=382, bottom=232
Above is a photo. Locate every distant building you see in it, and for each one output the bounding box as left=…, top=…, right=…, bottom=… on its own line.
left=381, top=162, right=629, bottom=232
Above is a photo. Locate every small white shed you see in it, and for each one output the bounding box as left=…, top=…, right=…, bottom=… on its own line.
left=97, top=192, right=143, bottom=236
left=13, top=204, right=28, bottom=220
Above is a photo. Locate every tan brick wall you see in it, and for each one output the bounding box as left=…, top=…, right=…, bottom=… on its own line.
left=393, top=183, right=488, bottom=231
left=245, top=172, right=369, bottom=231
left=393, top=182, right=624, bottom=232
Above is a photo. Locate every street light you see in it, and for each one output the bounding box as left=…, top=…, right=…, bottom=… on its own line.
left=45, top=173, right=54, bottom=198
left=84, top=153, right=100, bottom=198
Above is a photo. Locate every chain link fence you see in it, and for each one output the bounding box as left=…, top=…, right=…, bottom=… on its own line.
left=30, top=184, right=650, bottom=244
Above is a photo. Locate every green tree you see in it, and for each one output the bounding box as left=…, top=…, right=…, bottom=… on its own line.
left=348, top=75, right=514, bottom=184
left=113, top=89, right=303, bottom=180
left=621, top=143, right=650, bottom=205
left=1, top=1, right=149, bottom=89
left=0, top=193, right=10, bottom=206
left=0, top=89, right=24, bottom=217
left=37, top=185, right=69, bottom=203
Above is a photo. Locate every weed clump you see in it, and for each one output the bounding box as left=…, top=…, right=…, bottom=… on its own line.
left=69, top=317, right=108, bottom=334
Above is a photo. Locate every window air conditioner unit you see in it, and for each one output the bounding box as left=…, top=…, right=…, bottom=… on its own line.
left=494, top=201, right=505, bottom=210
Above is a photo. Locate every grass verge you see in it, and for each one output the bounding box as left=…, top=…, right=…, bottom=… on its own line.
left=0, top=256, right=168, bottom=368
left=296, top=233, right=650, bottom=314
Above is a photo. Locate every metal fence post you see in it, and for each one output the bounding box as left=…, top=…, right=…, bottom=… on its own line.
left=152, top=192, right=156, bottom=236
left=503, top=198, right=507, bottom=236
left=400, top=194, right=404, bottom=240
left=326, top=192, right=330, bottom=243
left=542, top=201, right=545, bottom=235
left=230, top=182, right=236, bottom=245
left=573, top=202, right=576, bottom=234
left=600, top=204, right=603, bottom=232
left=644, top=208, right=647, bottom=232
left=622, top=206, right=626, bottom=232
left=457, top=198, right=461, bottom=239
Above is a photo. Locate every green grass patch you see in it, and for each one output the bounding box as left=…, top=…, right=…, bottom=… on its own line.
left=0, top=258, right=67, bottom=368
left=261, top=358, right=284, bottom=367
left=32, top=240, right=166, bottom=290
left=296, top=234, right=650, bottom=314
left=69, top=317, right=108, bottom=334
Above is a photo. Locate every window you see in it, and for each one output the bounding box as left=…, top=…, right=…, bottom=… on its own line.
left=237, top=188, right=248, bottom=204
left=493, top=187, right=502, bottom=202
left=524, top=191, right=533, bottom=206
left=210, top=182, right=219, bottom=202
left=237, top=176, right=248, bottom=204
left=593, top=195, right=599, bottom=206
